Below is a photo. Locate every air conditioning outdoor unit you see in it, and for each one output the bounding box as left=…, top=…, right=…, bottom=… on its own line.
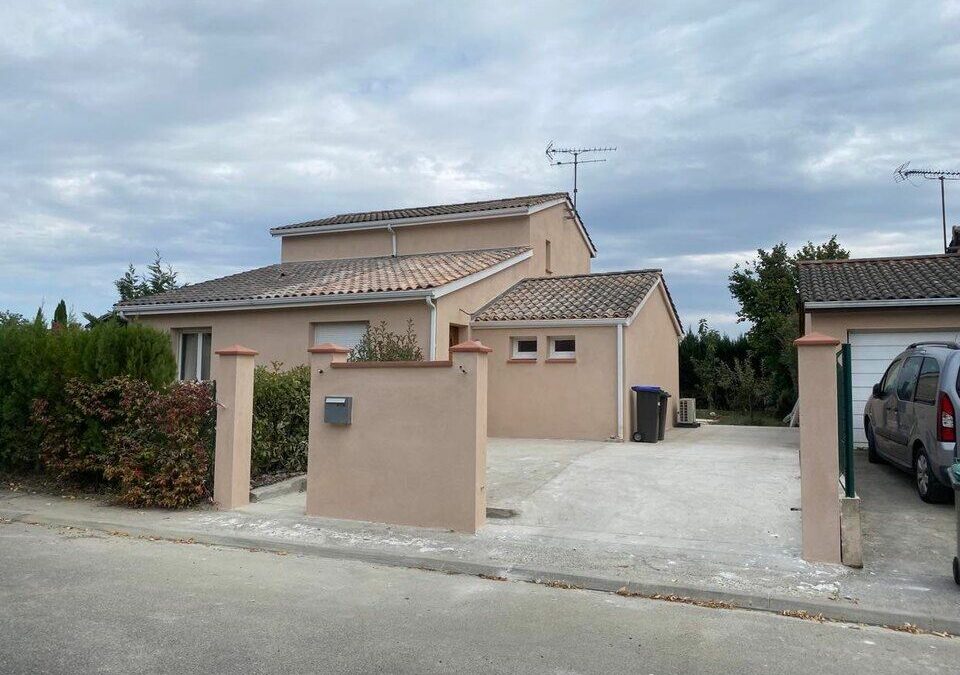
left=676, top=398, right=699, bottom=428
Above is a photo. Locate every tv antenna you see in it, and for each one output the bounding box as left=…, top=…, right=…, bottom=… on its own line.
left=895, top=162, right=960, bottom=252
left=546, top=142, right=616, bottom=208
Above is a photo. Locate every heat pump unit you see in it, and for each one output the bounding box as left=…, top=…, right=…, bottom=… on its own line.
left=676, top=398, right=699, bottom=428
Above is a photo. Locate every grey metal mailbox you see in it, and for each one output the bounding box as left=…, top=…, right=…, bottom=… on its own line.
left=324, top=396, right=352, bottom=425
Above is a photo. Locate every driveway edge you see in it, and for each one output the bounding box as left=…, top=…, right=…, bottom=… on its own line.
left=4, top=507, right=957, bottom=636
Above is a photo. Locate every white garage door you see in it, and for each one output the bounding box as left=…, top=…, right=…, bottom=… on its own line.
left=313, top=321, right=369, bottom=352
left=849, top=329, right=960, bottom=445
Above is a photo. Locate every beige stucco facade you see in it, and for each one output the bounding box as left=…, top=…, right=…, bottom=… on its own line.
left=306, top=343, right=488, bottom=533
left=804, top=306, right=960, bottom=341
left=475, top=282, right=681, bottom=441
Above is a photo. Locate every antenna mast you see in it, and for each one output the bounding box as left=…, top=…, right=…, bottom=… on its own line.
left=895, top=162, right=960, bottom=252
left=546, top=142, right=617, bottom=208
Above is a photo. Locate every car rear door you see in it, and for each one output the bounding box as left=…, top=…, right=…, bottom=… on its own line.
left=889, top=355, right=923, bottom=466
left=911, top=357, right=941, bottom=451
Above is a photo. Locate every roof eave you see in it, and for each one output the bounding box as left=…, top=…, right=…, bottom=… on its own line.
left=804, top=297, right=960, bottom=310
left=471, top=317, right=629, bottom=328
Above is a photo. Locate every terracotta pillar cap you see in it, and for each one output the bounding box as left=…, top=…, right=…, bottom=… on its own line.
left=215, top=344, right=258, bottom=356
left=309, top=342, right=352, bottom=354
left=450, top=339, right=493, bottom=353
left=794, top=332, right=840, bottom=347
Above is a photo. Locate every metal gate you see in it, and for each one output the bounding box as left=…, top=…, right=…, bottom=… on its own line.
left=836, top=343, right=855, bottom=498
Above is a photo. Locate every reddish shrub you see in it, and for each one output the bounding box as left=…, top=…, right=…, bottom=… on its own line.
left=34, top=377, right=215, bottom=508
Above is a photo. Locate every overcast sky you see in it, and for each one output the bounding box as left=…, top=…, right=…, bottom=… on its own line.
left=2, top=1, right=959, bottom=332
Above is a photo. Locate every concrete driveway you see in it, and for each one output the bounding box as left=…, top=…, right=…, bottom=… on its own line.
left=486, top=425, right=802, bottom=561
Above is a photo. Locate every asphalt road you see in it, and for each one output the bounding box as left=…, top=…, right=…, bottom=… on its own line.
left=1, top=521, right=957, bottom=674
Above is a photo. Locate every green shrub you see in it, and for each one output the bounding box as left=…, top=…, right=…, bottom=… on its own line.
left=252, top=363, right=310, bottom=476
left=0, top=319, right=176, bottom=471
left=349, top=319, right=423, bottom=362
left=33, top=377, right=215, bottom=508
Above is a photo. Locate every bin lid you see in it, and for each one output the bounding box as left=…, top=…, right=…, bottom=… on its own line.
left=631, top=385, right=662, bottom=393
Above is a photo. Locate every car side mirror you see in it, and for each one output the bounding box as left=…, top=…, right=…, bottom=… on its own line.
left=872, top=383, right=882, bottom=397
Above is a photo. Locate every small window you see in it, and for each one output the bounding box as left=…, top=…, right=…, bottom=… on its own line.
left=914, top=358, right=941, bottom=405
left=549, top=336, right=576, bottom=359
left=511, top=337, right=538, bottom=360
left=179, top=330, right=212, bottom=381
left=545, top=239, right=552, bottom=274
left=895, top=356, right=923, bottom=402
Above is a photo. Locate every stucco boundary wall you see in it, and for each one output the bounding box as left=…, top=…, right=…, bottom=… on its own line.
left=794, top=332, right=862, bottom=567
left=305, top=340, right=491, bottom=533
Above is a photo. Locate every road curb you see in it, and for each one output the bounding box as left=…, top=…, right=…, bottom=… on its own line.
left=4, top=508, right=958, bottom=636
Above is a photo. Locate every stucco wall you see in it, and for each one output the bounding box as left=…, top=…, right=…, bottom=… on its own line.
left=528, top=204, right=593, bottom=276
left=280, top=214, right=531, bottom=263
left=623, top=283, right=682, bottom=431
left=134, top=301, right=431, bottom=382
left=474, top=325, right=619, bottom=440
left=804, top=306, right=960, bottom=340
left=306, top=347, right=487, bottom=533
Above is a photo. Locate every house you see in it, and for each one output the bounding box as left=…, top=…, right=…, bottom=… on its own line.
left=117, top=192, right=681, bottom=441
left=797, top=241, right=960, bottom=445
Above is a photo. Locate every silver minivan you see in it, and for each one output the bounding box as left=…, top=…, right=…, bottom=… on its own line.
left=863, top=342, right=960, bottom=503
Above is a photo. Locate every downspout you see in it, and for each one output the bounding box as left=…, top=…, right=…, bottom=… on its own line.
left=425, top=296, right=437, bottom=361
left=386, top=224, right=397, bottom=257
left=617, top=323, right=624, bottom=441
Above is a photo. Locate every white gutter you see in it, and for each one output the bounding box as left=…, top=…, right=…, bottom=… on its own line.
left=616, top=323, right=624, bottom=442
left=805, top=298, right=960, bottom=310
left=425, top=296, right=437, bottom=360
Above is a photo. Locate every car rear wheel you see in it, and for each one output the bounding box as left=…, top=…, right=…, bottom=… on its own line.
left=914, top=448, right=951, bottom=504
left=865, top=420, right=882, bottom=464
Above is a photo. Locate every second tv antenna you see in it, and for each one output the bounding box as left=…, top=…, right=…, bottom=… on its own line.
left=546, top=142, right=616, bottom=208
left=895, top=162, right=960, bottom=252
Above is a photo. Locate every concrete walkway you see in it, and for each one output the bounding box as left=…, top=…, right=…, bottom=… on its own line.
left=1, top=425, right=957, bottom=633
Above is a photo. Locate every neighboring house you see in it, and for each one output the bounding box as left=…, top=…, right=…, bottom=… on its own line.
left=798, top=247, right=960, bottom=445
left=117, top=192, right=681, bottom=441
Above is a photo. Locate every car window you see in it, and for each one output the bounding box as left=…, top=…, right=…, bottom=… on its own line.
left=913, top=357, right=941, bottom=405
left=895, top=356, right=923, bottom=402
left=880, top=359, right=902, bottom=397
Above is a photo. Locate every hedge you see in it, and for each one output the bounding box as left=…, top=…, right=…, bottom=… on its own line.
left=252, top=363, right=310, bottom=476
left=33, top=377, right=215, bottom=508
left=0, top=319, right=176, bottom=470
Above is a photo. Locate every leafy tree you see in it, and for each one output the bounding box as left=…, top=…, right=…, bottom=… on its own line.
left=728, top=236, right=849, bottom=414
left=718, top=357, right=771, bottom=424
left=349, top=320, right=423, bottom=362
left=52, top=300, right=68, bottom=329
left=679, top=319, right=751, bottom=410
left=0, top=311, right=26, bottom=328
left=115, top=251, right=180, bottom=302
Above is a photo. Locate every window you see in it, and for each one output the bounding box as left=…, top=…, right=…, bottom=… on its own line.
left=511, top=337, right=538, bottom=360
left=313, top=321, right=369, bottom=351
left=549, top=336, right=576, bottom=359
left=880, top=359, right=902, bottom=397
left=545, top=239, right=552, bottom=274
left=179, top=330, right=211, bottom=381
left=895, top=356, right=923, bottom=401
left=914, top=357, right=941, bottom=405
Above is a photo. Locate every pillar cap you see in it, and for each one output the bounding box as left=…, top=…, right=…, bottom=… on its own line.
left=308, top=342, right=351, bottom=354
left=450, top=339, right=493, bottom=353
left=215, top=344, right=258, bottom=356
left=794, top=332, right=840, bottom=347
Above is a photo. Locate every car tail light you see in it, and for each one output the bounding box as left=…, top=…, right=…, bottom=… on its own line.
left=938, top=392, right=956, bottom=443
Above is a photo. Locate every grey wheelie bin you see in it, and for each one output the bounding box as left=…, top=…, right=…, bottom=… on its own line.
left=631, top=386, right=671, bottom=443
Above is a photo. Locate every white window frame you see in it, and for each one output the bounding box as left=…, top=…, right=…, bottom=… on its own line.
left=178, top=329, right=212, bottom=381
left=549, top=335, right=576, bottom=359
left=511, top=336, right=538, bottom=360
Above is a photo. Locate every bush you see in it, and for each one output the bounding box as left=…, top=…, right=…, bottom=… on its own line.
left=0, top=319, right=175, bottom=471
left=34, top=377, right=215, bottom=508
left=349, top=319, right=423, bottom=362
left=252, top=363, right=310, bottom=476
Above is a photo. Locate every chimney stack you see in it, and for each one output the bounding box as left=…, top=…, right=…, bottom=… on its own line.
left=948, top=225, right=960, bottom=254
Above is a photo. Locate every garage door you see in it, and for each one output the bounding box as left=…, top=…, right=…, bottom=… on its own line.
left=313, top=321, right=369, bottom=351
left=849, top=329, right=960, bottom=445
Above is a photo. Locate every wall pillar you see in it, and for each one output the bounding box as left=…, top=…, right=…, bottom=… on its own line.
left=449, top=339, right=492, bottom=531
left=794, top=332, right=842, bottom=564
left=306, top=343, right=351, bottom=517
left=213, top=345, right=257, bottom=510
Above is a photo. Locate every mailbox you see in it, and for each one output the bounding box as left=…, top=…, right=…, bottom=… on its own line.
left=324, top=396, right=352, bottom=425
